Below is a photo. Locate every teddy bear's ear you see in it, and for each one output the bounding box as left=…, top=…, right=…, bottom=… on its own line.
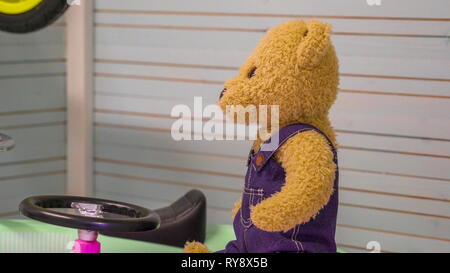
left=297, top=20, right=332, bottom=68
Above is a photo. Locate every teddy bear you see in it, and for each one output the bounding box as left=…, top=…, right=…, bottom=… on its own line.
left=184, top=19, right=340, bottom=253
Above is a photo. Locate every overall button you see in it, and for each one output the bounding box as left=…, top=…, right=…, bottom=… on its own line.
left=255, top=154, right=265, bottom=167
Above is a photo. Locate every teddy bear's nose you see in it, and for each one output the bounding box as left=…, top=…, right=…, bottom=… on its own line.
left=219, top=88, right=227, bottom=99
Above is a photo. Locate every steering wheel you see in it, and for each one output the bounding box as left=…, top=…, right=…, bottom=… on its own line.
left=20, top=195, right=160, bottom=232
left=19, top=195, right=161, bottom=253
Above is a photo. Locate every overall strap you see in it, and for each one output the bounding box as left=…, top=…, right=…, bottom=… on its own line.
left=255, top=123, right=336, bottom=172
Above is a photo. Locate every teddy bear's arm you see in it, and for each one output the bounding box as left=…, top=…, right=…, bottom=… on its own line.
left=251, top=130, right=336, bottom=232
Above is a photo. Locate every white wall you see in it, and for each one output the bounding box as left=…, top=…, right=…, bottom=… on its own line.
left=92, top=0, right=450, bottom=253
left=0, top=20, right=67, bottom=217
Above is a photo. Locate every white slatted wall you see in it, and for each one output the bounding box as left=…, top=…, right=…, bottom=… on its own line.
left=0, top=19, right=67, bottom=217
left=93, top=0, right=450, bottom=253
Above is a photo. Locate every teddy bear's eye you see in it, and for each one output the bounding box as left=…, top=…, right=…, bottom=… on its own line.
left=247, top=67, right=257, bottom=78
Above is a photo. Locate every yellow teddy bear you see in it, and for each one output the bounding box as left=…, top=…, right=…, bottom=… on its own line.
left=185, top=19, right=340, bottom=253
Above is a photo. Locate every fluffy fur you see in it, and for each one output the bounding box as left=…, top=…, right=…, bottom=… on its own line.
left=184, top=19, right=339, bottom=252
left=183, top=241, right=211, bottom=253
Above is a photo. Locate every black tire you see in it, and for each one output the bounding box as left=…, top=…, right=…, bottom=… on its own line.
left=0, top=0, right=69, bottom=33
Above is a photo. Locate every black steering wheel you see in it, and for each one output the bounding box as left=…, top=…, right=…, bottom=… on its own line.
left=19, top=195, right=160, bottom=232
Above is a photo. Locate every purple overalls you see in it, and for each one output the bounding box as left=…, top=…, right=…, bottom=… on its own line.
left=219, top=123, right=339, bottom=253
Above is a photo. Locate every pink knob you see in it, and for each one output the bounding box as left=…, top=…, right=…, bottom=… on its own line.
left=72, top=239, right=101, bottom=253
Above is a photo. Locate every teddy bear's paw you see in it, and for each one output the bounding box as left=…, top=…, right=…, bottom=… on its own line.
left=183, top=241, right=211, bottom=253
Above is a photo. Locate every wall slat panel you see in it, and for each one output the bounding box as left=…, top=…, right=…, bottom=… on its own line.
left=0, top=77, right=66, bottom=112
left=0, top=160, right=65, bottom=178
left=94, top=110, right=450, bottom=160
left=94, top=143, right=450, bottom=217
left=0, top=26, right=65, bottom=45
left=0, top=20, right=67, bottom=217
left=93, top=1, right=450, bottom=252
left=0, top=174, right=66, bottom=215
left=96, top=0, right=450, bottom=19
left=336, top=225, right=450, bottom=253
left=94, top=28, right=450, bottom=80
left=0, top=46, right=65, bottom=62
left=94, top=93, right=450, bottom=145
left=95, top=50, right=450, bottom=98
left=0, top=111, right=65, bottom=127
left=95, top=12, right=450, bottom=36
left=0, top=62, right=65, bottom=76
left=0, top=126, right=66, bottom=164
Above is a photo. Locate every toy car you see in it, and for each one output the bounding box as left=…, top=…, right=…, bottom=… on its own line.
left=0, top=0, right=69, bottom=33
left=14, top=190, right=208, bottom=253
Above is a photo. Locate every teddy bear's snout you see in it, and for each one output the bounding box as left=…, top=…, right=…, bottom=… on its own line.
left=219, top=88, right=227, bottom=99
